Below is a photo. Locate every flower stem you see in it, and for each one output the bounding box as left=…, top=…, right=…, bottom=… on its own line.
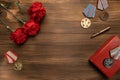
left=0, top=18, right=13, bottom=32
left=15, top=0, right=22, bottom=13
left=0, top=3, right=25, bottom=24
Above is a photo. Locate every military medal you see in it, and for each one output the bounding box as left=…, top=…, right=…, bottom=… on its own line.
left=81, top=4, right=96, bottom=29
left=103, top=58, right=114, bottom=68
left=97, top=0, right=109, bottom=21
left=81, top=18, right=91, bottom=29
left=14, top=62, right=23, bottom=71
left=103, top=46, right=120, bottom=68
left=4, top=50, right=23, bottom=71
left=100, top=11, right=109, bottom=21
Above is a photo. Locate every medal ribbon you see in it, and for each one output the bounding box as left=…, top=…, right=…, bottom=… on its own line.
left=99, top=0, right=105, bottom=10
left=84, top=5, right=95, bottom=17
left=110, top=46, right=120, bottom=60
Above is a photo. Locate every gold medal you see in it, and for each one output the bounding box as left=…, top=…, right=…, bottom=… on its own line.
left=81, top=18, right=91, bottom=29
left=14, top=62, right=23, bottom=71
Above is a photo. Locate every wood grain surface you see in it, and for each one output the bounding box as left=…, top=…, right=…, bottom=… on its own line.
left=0, top=0, right=120, bottom=80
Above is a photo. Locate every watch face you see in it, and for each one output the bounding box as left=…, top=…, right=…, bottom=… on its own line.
left=100, top=11, right=109, bottom=21
left=103, top=58, right=114, bottom=68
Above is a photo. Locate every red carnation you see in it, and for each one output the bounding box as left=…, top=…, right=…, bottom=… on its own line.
left=10, top=28, right=28, bottom=45
left=28, top=2, right=46, bottom=22
left=23, top=20, right=40, bottom=36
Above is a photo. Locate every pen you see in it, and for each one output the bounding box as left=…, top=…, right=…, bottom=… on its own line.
left=90, top=26, right=111, bottom=38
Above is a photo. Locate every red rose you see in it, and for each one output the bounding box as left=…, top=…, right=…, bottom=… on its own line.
left=28, top=2, right=46, bottom=22
left=23, top=20, right=40, bottom=36
left=10, top=28, right=28, bottom=45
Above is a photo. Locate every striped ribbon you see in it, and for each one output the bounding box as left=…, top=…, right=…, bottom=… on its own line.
left=4, top=50, right=18, bottom=64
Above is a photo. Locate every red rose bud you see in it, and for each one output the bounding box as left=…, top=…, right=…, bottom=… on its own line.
left=28, top=2, right=46, bottom=22
left=23, top=20, right=40, bottom=36
left=10, top=28, right=28, bottom=45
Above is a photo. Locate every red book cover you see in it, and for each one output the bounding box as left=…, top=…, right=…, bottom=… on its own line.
left=89, top=36, right=120, bottom=78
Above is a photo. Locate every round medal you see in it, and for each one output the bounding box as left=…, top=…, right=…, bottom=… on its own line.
left=100, top=11, right=109, bottom=21
left=81, top=18, right=91, bottom=29
left=14, top=62, right=23, bottom=71
left=103, top=58, right=114, bottom=68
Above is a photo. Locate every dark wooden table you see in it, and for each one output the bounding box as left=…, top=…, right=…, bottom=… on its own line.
left=0, top=0, right=120, bottom=80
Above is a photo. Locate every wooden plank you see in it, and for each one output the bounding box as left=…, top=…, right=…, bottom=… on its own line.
left=0, top=0, right=119, bottom=80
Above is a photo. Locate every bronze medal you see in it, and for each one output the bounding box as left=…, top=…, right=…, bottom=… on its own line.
left=100, top=11, right=109, bottom=21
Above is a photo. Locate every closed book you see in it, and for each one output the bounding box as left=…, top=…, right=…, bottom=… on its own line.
left=89, top=36, right=120, bottom=78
